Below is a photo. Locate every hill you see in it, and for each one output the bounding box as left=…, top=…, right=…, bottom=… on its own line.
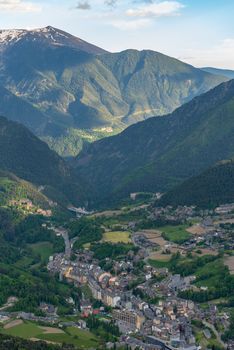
left=0, top=26, right=227, bottom=156
left=158, top=159, right=234, bottom=208
left=0, top=86, right=48, bottom=132
left=75, top=79, right=234, bottom=208
left=0, top=116, right=84, bottom=205
left=0, top=170, right=51, bottom=209
left=201, top=67, right=234, bottom=80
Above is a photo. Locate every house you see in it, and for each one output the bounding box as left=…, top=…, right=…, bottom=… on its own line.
left=102, top=290, right=121, bottom=307
left=39, top=303, right=56, bottom=315
left=113, top=309, right=145, bottom=331
left=80, top=300, right=92, bottom=315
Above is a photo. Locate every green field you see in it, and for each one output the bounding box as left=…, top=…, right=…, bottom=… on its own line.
left=1, top=321, right=99, bottom=348
left=1, top=321, right=41, bottom=339
left=160, top=225, right=191, bottom=244
left=29, top=242, right=54, bottom=261
left=103, top=231, right=131, bottom=244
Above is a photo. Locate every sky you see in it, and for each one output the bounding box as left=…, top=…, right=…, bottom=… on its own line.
left=0, top=0, right=234, bottom=69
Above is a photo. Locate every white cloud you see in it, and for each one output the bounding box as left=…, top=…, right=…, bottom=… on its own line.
left=181, top=38, right=234, bottom=69
left=126, top=1, right=184, bottom=18
left=0, top=0, right=41, bottom=12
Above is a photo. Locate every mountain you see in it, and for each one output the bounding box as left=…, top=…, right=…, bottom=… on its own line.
left=157, top=159, right=234, bottom=208
left=0, top=86, right=48, bottom=132
left=75, top=79, right=234, bottom=207
left=0, top=116, right=84, bottom=205
left=0, top=26, right=106, bottom=54
left=201, top=67, right=234, bottom=80
left=0, top=26, right=227, bottom=156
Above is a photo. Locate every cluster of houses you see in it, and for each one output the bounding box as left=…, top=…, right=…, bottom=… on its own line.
left=47, top=249, right=203, bottom=350
left=9, top=198, right=52, bottom=217
left=150, top=206, right=196, bottom=224
left=45, top=203, right=234, bottom=350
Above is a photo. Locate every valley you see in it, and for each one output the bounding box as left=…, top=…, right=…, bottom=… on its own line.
left=0, top=187, right=233, bottom=349
left=0, top=11, right=233, bottom=350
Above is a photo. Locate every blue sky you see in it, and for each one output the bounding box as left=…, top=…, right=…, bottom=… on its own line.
left=1, top=0, right=234, bottom=68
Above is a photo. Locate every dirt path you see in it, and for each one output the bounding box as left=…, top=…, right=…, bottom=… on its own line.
left=186, top=224, right=207, bottom=235
left=30, top=337, right=58, bottom=344
left=4, top=319, right=23, bottom=329
left=39, top=326, right=64, bottom=334
left=224, top=255, right=234, bottom=275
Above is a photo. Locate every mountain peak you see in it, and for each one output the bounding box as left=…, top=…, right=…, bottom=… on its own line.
left=0, top=26, right=107, bottom=55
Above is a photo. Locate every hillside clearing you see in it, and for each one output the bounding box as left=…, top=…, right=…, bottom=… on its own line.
left=103, top=231, right=131, bottom=244
left=224, top=255, right=234, bottom=275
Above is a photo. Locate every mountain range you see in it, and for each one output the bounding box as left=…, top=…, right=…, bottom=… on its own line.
left=202, top=67, right=234, bottom=80
left=75, top=79, right=234, bottom=207
left=0, top=26, right=228, bottom=156
left=158, top=159, right=234, bottom=208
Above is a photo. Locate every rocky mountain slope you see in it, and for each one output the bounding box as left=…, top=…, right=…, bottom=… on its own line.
left=0, top=26, right=227, bottom=156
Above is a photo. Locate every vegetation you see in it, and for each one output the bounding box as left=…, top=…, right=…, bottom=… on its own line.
left=86, top=315, right=120, bottom=342
left=42, top=127, right=122, bottom=157
left=69, top=217, right=104, bottom=249
left=222, top=310, right=234, bottom=341
left=159, top=159, right=234, bottom=208
left=90, top=242, right=138, bottom=260
left=29, top=242, right=54, bottom=262
left=0, top=333, right=74, bottom=350
left=102, top=231, right=131, bottom=244
left=0, top=172, right=49, bottom=208
left=160, top=225, right=191, bottom=244
left=0, top=207, right=77, bottom=314
left=0, top=116, right=86, bottom=206
left=0, top=321, right=98, bottom=349
left=0, top=30, right=225, bottom=157
left=75, top=79, right=234, bottom=208
left=150, top=253, right=234, bottom=304
left=37, top=327, right=98, bottom=348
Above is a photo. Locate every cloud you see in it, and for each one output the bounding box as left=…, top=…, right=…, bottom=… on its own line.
left=126, top=1, right=184, bottom=18
left=72, top=0, right=185, bottom=31
left=0, top=0, right=41, bottom=12
left=105, top=0, right=117, bottom=7
left=76, top=1, right=91, bottom=10
left=180, top=38, right=234, bottom=69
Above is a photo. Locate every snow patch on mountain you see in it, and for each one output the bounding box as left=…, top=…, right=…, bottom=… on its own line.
left=0, top=29, right=26, bottom=44
left=0, top=26, right=106, bottom=54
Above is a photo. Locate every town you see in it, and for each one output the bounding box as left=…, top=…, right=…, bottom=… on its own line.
left=0, top=194, right=233, bottom=349
left=42, top=200, right=234, bottom=350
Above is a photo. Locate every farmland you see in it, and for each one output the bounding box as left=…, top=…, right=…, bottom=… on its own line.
left=160, top=225, right=191, bottom=244
left=103, top=231, right=131, bottom=244
left=0, top=321, right=99, bottom=348
left=29, top=242, right=54, bottom=262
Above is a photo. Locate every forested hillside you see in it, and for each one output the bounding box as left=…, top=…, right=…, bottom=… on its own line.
left=157, top=159, right=234, bottom=208
left=0, top=116, right=85, bottom=205
left=75, top=79, right=234, bottom=208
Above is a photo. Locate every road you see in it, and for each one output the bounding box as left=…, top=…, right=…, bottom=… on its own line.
left=51, top=226, right=71, bottom=258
